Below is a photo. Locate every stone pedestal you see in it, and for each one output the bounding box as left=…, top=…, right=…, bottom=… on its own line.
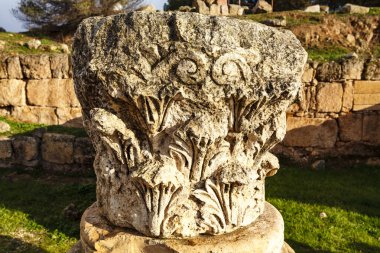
left=80, top=202, right=287, bottom=253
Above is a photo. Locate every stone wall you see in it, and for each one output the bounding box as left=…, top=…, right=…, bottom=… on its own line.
left=0, top=54, right=81, bottom=127
left=273, top=57, right=380, bottom=165
left=0, top=133, right=93, bottom=172
left=0, top=54, right=379, bottom=171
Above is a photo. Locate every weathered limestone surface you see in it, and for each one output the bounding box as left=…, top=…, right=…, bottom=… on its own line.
left=80, top=202, right=285, bottom=253
left=73, top=11, right=307, bottom=240
left=316, top=82, right=343, bottom=112
left=73, top=12, right=306, bottom=241
left=0, top=79, right=26, bottom=106
left=283, top=117, right=338, bottom=148
left=20, top=55, right=52, bottom=79
left=11, top=106, right=58, bottom=125
left=0, top=137, right=12, bottom=159
left=353, top=81, right=380, bottom=111
left=27, top=79, right=79, bottom=107
left=42, top=133, right=74, bottom=164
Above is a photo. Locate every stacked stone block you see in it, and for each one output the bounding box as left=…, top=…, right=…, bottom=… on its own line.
left=1, top=54, right=380, bottom=171
left=0, top=54, right=81, bottom=126
left=0, top=133, right=94, bottom=173
left=273, top=57, right=380, bottom=165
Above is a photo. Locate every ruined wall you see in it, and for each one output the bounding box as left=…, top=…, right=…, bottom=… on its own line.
left=0, top=54, right=81, bottom=127
left=273, top=57, right=380, bottom=165
left=1, top=54, right=380, bottom=171
left=0, top=133, right=93, bottom=172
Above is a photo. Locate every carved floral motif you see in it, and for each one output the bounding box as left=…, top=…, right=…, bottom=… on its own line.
left=73, top=11, right=307, bottom=238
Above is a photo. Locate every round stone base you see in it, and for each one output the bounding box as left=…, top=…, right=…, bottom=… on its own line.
left=79, top=202, right=286, bottom=253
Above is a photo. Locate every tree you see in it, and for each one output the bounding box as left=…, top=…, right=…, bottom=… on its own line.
left=165, top=0, right=192, bottom=10
left=13, top=0, right=143, bottom=35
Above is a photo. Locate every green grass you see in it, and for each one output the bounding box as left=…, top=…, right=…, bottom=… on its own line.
left=0, top=168, right=96, bottom=252
left=0, top=165, right=379, bottom=252
left=0, top=117, right=87, bottom=138
left=369, top=7, right=380, bottom=15
left=0, top=32, right=65, bottom=55
left=242, top=11, right=324, bottom=27
left=267, top=166, right=380, bottom=252
left=307, top=47, right=350, bottom=62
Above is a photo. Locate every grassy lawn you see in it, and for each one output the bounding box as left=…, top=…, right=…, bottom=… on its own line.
left=0, top=117, right=87, bottom=138
left=0, top=165, right=379, bottom=252
left=267, top=166, right=380, bottom=252
left=0, top=32, right=65, bottom=55
left=0, top=168, right=95, bottom=252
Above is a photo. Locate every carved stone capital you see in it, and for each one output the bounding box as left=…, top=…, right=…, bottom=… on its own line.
left=73, top=11, right=307, bottom=238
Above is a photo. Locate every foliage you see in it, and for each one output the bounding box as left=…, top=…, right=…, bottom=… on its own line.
left=0, top=117, right=87, bottom=137
left=165, top=0, right=193, bottom=10
left=12, top=0, right=143, bottom=35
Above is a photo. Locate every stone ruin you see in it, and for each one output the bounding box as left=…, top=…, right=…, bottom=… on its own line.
left=192, top=0, right=272, bottom=16
left=72, top=11, right=307, bottom=253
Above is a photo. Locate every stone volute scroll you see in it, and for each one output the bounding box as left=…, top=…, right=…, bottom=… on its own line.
left=72, top=11, right=307, bottom=253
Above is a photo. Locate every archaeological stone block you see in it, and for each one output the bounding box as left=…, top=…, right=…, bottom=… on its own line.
left=11, top=106, right=58, bottom=125
left=283, top=117, right=338, bottom=148
left=6, top=56, right=23, bottom=79
left=27, top=79, right=80, bottom=108
left=341, top=58, right=364, bottom=80
left=363, top=114, right=380, bottom=144
left=56, top=107, right=83, bottom=127
left=195, top=0, right=209, bottom=14
left=80, top=202, right=285, bottom=253
left=50, top=54, right=70, bottom=79
left=340, top=4, right=369, bottom=14
left=220, top=4, right=229, bottom=15
left=0, top=57, right=7, bottom=79
left=0, top=79, right=26, bottom=106
left=20, top=55, right=52, bottom=79
left=73, top=11, right=306, bottom=243
left=354, top=80, right=380, bottom=94
left=316, top=61, right=342, bottom=82
left=229, top=4, right=241, bottom=15
left=216, top=0, right=227, bottom=5
left=0, top=137, right=12, bottom=159
left=209, top=4, right=220, bottom=15
left=316, top=82, right=343, bottom=112
left=74, top=137, right=95, bottom=165
left=364, top=58, right=380, bottom=80
left=253, top=0, right=273, bottom=13
left=353, top=81, right=380, bottom=111
left=338, top=113, right=362, bottom=141
left=342, top=81, right=353, bottom=112
left=42, top=133, right=74, bottom=164
left=302, top=63, right=314, bottom=83
left=12, top=136, right=40, bottom=165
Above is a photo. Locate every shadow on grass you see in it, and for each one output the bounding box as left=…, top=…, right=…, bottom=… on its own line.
left=350, top=242, right=380, bottom=253
left=287, top=239, right=331, bottom=253
left=266, top=164, right=380, bottom=217
left=0, top=235, right=47, bottom=253
left=0, top=169, right=96, bottom=238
